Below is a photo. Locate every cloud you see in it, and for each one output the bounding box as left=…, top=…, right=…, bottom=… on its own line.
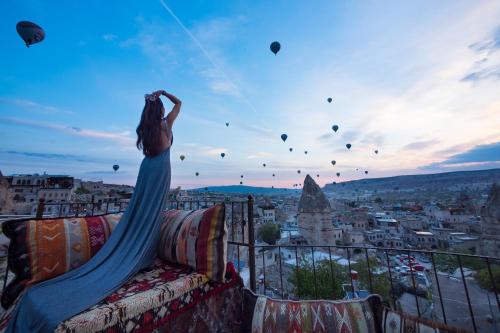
left=421, top=141, right=500, bottom=170
left=119, top=22, right=176, bottom=66
left=461, top=64, right=500, bottom=82
left=443, top=141, right=500, bottom=164
left=0, top=97, right=75, bottom=115
left=463, top=26, right=500, bottom=82
left=102, top=34, right=117, bottom=41
left=6, top=151, right=90, bottom=162
left=1, top=117, right=135, bottom=146
left=469, top=26, right=500, bottom=54
left=403, top=139, right=440, bottom=150
left=340, top=130, right=359, bottom=142
left=199, top=68, right=241, bottom=97
left=247, top=152, right=273, bottom=159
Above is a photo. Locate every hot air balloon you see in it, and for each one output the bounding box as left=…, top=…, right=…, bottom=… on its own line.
left=356, top=168, right=359, bottom=171
left=346, top=143, right=352, bottom=150
left=195, top=172, right=199, bottom=176
left=289, top=148, right=293, bottom=152
left=225, top=122, right=229, bottom=127
left=270, top=41, right=281, bottom=55
left=327, top=97, right=332, bottom=103
left=272, top=174, right=275, bottom=177
left=112, top=164, right=119, bottom=172
left=297, top=170, right=301, bottom=174
left=365, top=170, right=368, bottom=175
left=331, top=160, right=336, bottom=166
left=263, top=163, right=266, bottom=167
left=220, top=153, right=225, bottom=158
left=374, top=150, right=379, bottom=154
left=316, top=174, right=320, bottom=178
left=336, top=172, right=340, bottom=177
left=281, top=134, right=288, bottom=142
left=332, top=125, right=339, bottom=132
left=180, top=155, right=185, bottom=161
left=240, top=181, right=243, bottom=185
left=304, top=150, right=308, bottom=154
left=16, top=21, right=45, bottom=47
left=241, top=175, right=244, bottom=178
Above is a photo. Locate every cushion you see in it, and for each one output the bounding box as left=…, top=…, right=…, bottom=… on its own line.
left=381, top=308, right=472, bottom=333
left=249, top=292, right=380, bottom=333
left=157, top=204, right=227, bottom=282
left=1, top=213, right=122, bottom=309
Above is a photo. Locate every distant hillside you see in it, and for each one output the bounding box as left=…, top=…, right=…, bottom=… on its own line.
left=194, top=185, right=300, bottom=195
left=324, top=168, right=500, bottom=192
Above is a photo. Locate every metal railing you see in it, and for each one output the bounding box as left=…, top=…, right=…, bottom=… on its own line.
left=4, top=197, right=499, bottom=332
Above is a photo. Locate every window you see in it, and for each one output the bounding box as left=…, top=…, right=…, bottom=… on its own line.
left=16, top=179, right=21, bottom=185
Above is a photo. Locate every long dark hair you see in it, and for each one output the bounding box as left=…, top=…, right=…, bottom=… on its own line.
left=136, top=98, right=164, bottom=157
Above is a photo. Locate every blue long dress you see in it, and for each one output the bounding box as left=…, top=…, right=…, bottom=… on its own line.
left=5, top=145, right=172, bottom=332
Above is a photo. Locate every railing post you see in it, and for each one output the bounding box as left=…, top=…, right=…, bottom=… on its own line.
left=36, top=198, right=45, bottom=218
left=247, top=195, right=256, bottom=292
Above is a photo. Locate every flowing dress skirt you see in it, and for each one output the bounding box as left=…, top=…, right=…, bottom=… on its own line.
left=5, top=147, right=172, bottom=332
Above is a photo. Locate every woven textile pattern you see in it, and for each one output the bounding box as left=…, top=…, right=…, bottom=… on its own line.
left=251, top=295, right=378, bottom=333
left=1, top=213, right=122, bottom=309
left=157, top=204, right=227, bottom=282
left=0, top=260, right=243, bottom=333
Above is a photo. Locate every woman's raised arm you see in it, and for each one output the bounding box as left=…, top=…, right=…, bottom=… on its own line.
left=158, top=90, right=181, bottom=127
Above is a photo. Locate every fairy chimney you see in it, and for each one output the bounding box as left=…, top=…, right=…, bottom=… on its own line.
left=297, top=175, right=335, bottom=245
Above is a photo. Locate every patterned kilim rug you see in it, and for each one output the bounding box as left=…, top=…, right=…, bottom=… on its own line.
left=0, top=260, right=243, bottom=333
left=251, top=294, right=380, bottom=333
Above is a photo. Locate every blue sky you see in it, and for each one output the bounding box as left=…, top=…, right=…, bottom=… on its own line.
left=1, top=0, right=499, bottom=188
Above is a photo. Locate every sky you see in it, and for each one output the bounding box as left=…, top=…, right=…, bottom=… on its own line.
left=1, top=0, right=499, bottom=189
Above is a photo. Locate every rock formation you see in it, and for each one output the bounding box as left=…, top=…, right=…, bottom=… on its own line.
left=480, top=183, right=500, bottom=257
left=297, top=175, right=335, bottom=245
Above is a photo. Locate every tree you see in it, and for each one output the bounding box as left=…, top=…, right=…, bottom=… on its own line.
left=257, top=223, right=280, bottom=245
left=476, top=267, right=500, bottom=291
left=75, top=185, right=90, bottom=194
left=288, top=259, right=345, bottom=300
left=434, top=249, right=486, bottom=274
left=351, top=258, right=392, bottom=302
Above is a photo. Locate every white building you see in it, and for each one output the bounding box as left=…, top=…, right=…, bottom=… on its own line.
left=258, top=205, right=276, bottom=224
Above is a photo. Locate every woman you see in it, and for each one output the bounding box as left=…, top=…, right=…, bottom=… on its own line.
left=5, top=90, right=181, bottom=332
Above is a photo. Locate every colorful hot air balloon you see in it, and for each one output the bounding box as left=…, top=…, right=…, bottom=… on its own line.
left=270, top=41, right=281, bottom=55
left=331, top=160, right=336, bottom=166
left=327, top=97, right=333, bottom=103
left=220, top=153, right=225, bottom=158
left=332, top=125, right=339, bottom=132
left=281, top=134, right=288, bottom=142
left=346, top=143, right=352, bottom=150
left=112, top=164, right=119, bottom=172
left=336, top=172, right=340, bottom=177
left=180, top=155, right=185, bottom=161
left=289, top=148, right=293, bottom=152
left=225, top=122, right=229, bottom=127
left=16, top=21, right=45, bottom=47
